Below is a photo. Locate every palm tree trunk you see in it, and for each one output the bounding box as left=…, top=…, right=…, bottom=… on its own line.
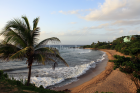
left=27, top=63, right=32, bottom=86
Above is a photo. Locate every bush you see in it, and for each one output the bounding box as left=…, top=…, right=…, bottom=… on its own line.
left=0, top=70, right=4, bottom=76
left=39, top=85, right=44, bottom=89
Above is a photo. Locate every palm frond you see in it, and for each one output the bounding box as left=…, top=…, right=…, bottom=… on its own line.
left=31, top=27, right=40, bottom=45
left=35, top=37, right=60, bottom=49
left=34, top=53, right=59, bottom=69
left=55, top=54, right=69, bottom=67
left=1, top=28, right=27, bottom=48
left=1, top=18, right=29, bottom=45
left=0, top=44, right=20, bottom=60
left=34, top=47, right=55, bottom=54
left=33, top=54, right=53, bottom=65
left=22, top=16, right=31, bottom=31
left=33, top=17, right=39, bottom=30
left=10, top=47, right=30, bottom=60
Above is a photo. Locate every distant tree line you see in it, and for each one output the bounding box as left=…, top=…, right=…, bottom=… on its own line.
left=81, top=35, right=140, bottom=57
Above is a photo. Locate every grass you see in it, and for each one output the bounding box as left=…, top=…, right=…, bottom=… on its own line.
left=0, top=70, right=67, bottom=93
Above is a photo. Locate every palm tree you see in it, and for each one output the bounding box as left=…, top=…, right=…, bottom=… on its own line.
left=0, top=16, right=68, bottom=86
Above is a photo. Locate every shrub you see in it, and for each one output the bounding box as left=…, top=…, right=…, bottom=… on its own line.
left=39, top=85, right=44, bottom=89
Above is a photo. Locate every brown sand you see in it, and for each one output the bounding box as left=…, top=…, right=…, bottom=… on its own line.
left=70, top=49, right=137, bottom=93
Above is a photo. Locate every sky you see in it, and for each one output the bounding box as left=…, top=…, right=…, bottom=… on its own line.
left=0, top=0, right=140, bottom=45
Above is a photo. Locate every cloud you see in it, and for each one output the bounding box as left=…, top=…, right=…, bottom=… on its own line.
left=112, top=20, right=140, bottom=26
left=105, top=28, right=125, bottom=31
left=59, top=10, right=79, bottom=15
left=81, top=9, right=95, bottom=12
left=59, top=8, right=95, bottom=15
left=82, top=0, right=140, bottom=21
left=70, top=22, right=77, bottom=24
left=82, top=23, right=109, bottom=30
left=90, top=23, right=109, bottom=29
left=127, top=30, right=140, bottom=35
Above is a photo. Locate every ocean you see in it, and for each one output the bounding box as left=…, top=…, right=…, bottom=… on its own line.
left=0, top=45, right=106, bottom=89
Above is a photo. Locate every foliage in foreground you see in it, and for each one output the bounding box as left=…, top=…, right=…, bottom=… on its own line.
left=0, top=70, right=66, bottom=93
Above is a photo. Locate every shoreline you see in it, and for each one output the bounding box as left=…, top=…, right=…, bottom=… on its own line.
left=71, top=49, right=136, bottom=93
left=54, top=49, right=137, bottom=93
left=53, top=49, right=108, bottom=91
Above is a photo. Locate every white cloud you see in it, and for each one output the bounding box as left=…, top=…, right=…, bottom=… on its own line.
left=59, top=8, right=95, bottom=15
left=90, top=23, right=109, bottom=29
left=127, top=30, right=140, bottom=35
left=105, top=28, right=125, bottom=32
left=81, top=8, right=95, bottom=11
left=112, top=20, right=140, bottom=26
left=82, top=0, right=140, bottom=21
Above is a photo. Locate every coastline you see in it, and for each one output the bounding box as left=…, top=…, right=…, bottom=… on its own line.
left=53, top=49, right=108, bottom=90
left=54, top=49, right=137, bottom=93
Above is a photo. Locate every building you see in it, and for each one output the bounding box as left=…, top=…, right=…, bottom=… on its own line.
left=123, top=35, right=136, bottom=43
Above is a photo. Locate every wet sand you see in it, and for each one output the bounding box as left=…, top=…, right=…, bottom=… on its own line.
left=54, top=49, right=137, bottom=93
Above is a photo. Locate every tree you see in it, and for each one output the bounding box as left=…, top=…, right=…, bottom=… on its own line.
left=0, top=16, right=68, bottom=86
left=131, top=35, right=136, bottom=41
left=91, top=42, right=95, bottom=47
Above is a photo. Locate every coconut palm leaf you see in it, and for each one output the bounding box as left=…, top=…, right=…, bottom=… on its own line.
left=22, top=16, right=31, bottom=30
left=10, top=47, right=30, bottom=60
left=1, top=19, right=28, bottom=45
left=35, top=37, right=60, bottom=49
left=34, top=54, right=46, bottom=65
left=55, top=54, right=69, bottom=67
left=35, top=47, right=54, bottom=53
left=33, top=17, right=39, bottom=30
left=0, top=44, right=20, bottom=60
left=31, top=27, right=40, bottom=45
left=1, top=28, right=27, bottom=48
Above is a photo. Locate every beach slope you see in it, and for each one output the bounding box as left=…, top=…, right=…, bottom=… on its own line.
left=70, top=49, right=137, bottom=93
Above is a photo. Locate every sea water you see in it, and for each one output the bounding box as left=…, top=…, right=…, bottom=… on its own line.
left=0, top=45, right=105, bottom=88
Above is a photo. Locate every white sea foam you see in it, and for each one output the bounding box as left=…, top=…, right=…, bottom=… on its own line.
left=12, top=53, right=105, bottom=88
left=6, top=49, right=106, bottom=88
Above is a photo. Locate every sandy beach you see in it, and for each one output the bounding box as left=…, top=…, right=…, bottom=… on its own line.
left=55, top=49, right=137, bottom=93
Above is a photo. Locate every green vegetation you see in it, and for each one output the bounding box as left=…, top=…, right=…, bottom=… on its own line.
left=0, top=70, right=66, bottom=93
left=0, top=16, right=68, bottom=86
left=82, top=35, right=140, bottom=56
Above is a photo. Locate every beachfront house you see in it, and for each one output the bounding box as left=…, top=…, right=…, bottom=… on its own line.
left=123, top=35, right=136, bottom=43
